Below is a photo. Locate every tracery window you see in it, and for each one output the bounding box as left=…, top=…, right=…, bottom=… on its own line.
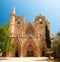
left=39, top=18, right=42, bottom=22
left=17, top=18, right=21, bottom=24
left=26, top=26, right=35, bottom=36
left=39, top=18, right=42, bottom=24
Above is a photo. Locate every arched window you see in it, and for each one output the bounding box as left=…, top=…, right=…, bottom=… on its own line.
left=26, top=26, right=35, bottom=36
left=17, top=18, right=21, bottom=24
left=39, top=18, right=42, bottom=22
left=18, top=18, right=21, bottom=22
left=39, top=18, right=42, bottom=24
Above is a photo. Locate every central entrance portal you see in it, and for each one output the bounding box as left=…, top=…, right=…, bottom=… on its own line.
left=27, top=51, right=34, bottom=57
left=27, top=45, right=34, bottom=57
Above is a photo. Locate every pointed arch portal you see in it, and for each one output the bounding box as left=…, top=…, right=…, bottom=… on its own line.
left=27, top=45, right=34, bottom=57
left=22, top=37, right=39, bottom=57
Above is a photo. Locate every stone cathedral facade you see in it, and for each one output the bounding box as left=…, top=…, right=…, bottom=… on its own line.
left=6, top=8, right=51, bottom=57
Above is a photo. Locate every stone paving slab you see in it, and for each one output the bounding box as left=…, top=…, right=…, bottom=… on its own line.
left=0, top=57, right=48, bottom=62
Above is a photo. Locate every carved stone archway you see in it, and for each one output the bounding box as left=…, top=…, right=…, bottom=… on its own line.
left=40, top=41, right=48, bottom=57
left=21, top=36, right=40, bottom=57
left=27, top=45, right=34, bottom=57
left=13, top=39, right=21, bottom=57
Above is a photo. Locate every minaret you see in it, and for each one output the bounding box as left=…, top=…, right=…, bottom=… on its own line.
left=12, top=7, right=16, bottom=14
left=10, top=7, right=16, bottom=37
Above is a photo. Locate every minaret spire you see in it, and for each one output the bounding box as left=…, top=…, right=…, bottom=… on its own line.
left=10, top=7, right=16, bottom=37
left=12, top=7, right=16, bottom=14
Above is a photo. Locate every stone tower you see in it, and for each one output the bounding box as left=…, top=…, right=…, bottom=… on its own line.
left=6, top=8, right=51, bottom=57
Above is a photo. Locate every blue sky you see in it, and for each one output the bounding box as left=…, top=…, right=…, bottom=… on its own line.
left=0, top=0, right=60, bottom=35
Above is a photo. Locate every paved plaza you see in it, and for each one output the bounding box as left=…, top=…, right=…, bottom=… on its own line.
left=0, top=57, right=48, bottom=62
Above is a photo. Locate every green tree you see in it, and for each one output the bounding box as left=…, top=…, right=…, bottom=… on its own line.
left=0, top=25, right=5, bottom=53
left=57, top=31, right=60, bottom=40
left=52, top=40, right=60, bottom=57
left=57, top=32, right=60, bottom=36
left=0, top=23, right=14, bottom=55
left=45, top=25, right=51, bottom=48
left=52, top=31, right=60, bottom=57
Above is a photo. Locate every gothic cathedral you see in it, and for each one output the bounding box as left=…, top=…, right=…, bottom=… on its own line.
left=6, top=8, right=51, bottom=57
